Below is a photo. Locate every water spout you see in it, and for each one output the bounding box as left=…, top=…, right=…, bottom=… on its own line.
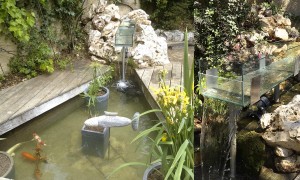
left=116, top=47, right=133, bottom=92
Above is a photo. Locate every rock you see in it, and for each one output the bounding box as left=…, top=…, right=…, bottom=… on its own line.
left=88, top=30, right=102, bottom=46
left=92, top=15, right=111, bottom=31
left=272, top=44, right=288, bottom=55
left=275, top=155, right=300, bottom=173
left=126, top=9, right=151, bottom=25
left=273, top=14, right=285, bottom=25
left=286, top=27, right=300, bottom=38
left=102, top=21, right=120, bottom=38
left=82, top=3, right=97, bottom=23
left=264, top=10, right=273, bottom=17
left=84, top=21, right=93, bottom=34
left=95, top=0, right=107, bottom=13
left=274, top=27, right=289, bottom=41
left=91, top=56, right=107, bottom=64
left=263, top=131, right=300, bottom=152
left=261, top=95, right=300, bottom=152
left=274, top=14, right=291, bottom=26
left=130, top=24, right=169, bottom=66
left=259, top=166, right=296, bottom=180
left=162, top=30, right=184, bottom=42
left=259, top=17, right=276, bottom=34
left=89, top=40, right=114, bottom=60
left=275, top=146, right=294, bottom=157
left=104, top=4, right=120, bottom=20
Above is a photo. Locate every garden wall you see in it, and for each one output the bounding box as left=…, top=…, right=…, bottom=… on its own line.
left=0, top=36, right=16, bottom=75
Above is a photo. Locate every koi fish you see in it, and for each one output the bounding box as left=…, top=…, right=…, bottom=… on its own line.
left=6, top=139, right=34, bottom=156
left=21, top=152, right=37, bottom=161
left=33, top=133, right=46, bottom=146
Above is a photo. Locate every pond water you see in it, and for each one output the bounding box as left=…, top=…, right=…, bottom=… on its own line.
left=0, top=87, right=156, bottom=180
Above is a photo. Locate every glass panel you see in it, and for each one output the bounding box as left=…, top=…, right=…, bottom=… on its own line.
left=115, top=35, right=133, bottom=46
left=199, top=73, right=247, bottom=106
left=117, top=27, right=135, bottom=36
left=199, top=43, right=300, bottom=107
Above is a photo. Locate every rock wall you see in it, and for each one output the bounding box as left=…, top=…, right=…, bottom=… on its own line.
left=84, top=2, right=170, bottom=68
left=0, top=36, right=16, bottom=75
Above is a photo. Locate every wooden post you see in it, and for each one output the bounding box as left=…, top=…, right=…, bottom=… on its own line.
left=229, top=104, right=239, bottom=179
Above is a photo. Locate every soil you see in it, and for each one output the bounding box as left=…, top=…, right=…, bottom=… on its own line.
left=147, top=169, right=164, bottom=180
left=84, top=126, right=104, bottom=132
left=0, top=73, right=25, bottom=90
left=0, top=152, right=11, bottom=177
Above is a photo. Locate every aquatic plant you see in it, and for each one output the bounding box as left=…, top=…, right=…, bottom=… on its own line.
left=83, top=62, right=113, bottom=111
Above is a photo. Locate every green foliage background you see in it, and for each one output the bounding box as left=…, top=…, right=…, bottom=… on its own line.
left=0, top=0, right=85, bottom=78
left=141, top=0, right=194, bottom=30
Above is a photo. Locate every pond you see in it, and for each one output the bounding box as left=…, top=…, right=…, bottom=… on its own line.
left=0, top=87, right=156, bottom=180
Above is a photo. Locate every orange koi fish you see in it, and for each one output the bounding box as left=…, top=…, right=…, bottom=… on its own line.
left=21, top=152, right=37, bottom=161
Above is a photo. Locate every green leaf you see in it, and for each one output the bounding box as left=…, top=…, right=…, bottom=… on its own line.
left=164, top=139, right=189, bottom=179
left=131, top=124, right=161, bottom=143
left=178, top=117, right=185, bottom=133
left=174, top=151, right=186, bottom=180
left=182, top=165, right=194, bottom=180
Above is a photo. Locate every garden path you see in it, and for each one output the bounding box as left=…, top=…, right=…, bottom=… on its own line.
left=0, top=61, right=109, bottom=135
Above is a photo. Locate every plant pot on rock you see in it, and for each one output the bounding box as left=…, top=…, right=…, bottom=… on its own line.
left=83, top=62, right=113, bottom=116
left=0, top=151, right=14, bottom=179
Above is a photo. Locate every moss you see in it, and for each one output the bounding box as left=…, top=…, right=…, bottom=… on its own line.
left=237, top=131, right=266, bottom=177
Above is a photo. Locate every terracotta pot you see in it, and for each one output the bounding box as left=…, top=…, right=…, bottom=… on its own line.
left=0, top=151, right=14, bottom=179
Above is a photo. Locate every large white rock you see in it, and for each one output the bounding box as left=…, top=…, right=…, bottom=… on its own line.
left=102, top=21, right=120, bottom=38
left=126, top=9, right=151, bottom=25
left=88, top=30, right=102, bottom=46
left=261, top=95, right=300, bottom=153
left=275, top=146, right=294, bottom=157
left=92, top=15, right=111, bottom=31
left=104, top=4, right=120, bottom=20
left=274, top=27, right=289, bottom=40
left=130, top=24, right=169, bottom=66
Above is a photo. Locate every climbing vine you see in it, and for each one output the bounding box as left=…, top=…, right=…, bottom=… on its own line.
left=0, top=0, right=35, bottom=42
left=141, top=0, right=194, bottom=30
left=1, top=0, right=85, bottom=78
left=194, top=0, right=252, bottom=78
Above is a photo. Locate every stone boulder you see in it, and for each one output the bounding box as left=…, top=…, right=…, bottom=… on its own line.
left=87, top=5, right=169, bottom=66
left=126, top=9, right=151, bottom=25
left=260, top=95, right=300, bottom=130
left=130, top=24, right=169, bottom=66
left=104, top=4, right=120, bottom=20
left=274, top=27, right=289, bottom=41
left=261, top=95, right=300, bottom=153
left=275, top=155, right=300, bottom=173
left=275, top=146, right=294, bottom=157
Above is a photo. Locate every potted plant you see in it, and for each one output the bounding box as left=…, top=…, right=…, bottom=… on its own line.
left=109, top=30, right=194, bottom=180
left=83, top=62, right=113, bottom=116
